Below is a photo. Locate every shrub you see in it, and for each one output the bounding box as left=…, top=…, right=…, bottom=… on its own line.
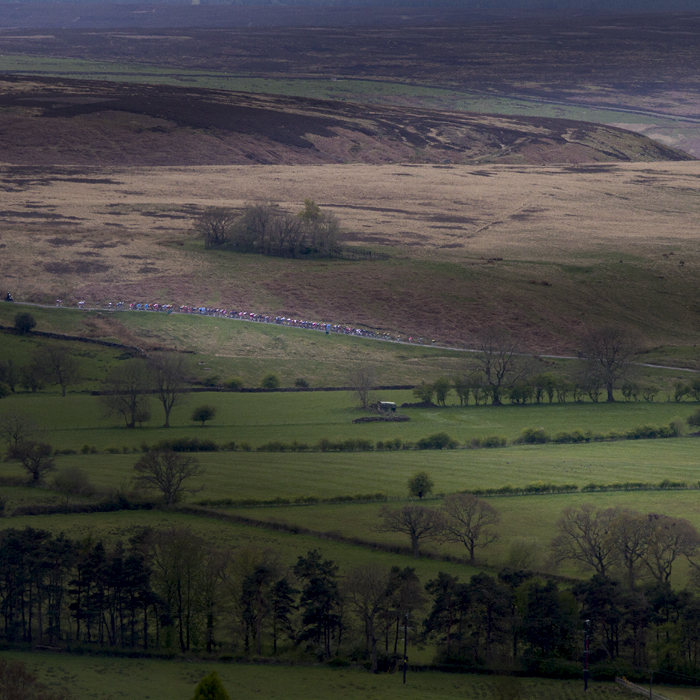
left=0, top=493, right=6, bottom=517
left=294, top=377, right=309, bottom=388
left=201, top=374, right=221, bottom=387
left=0, top=382, right=10, bottom=399
left=51, top=465, right=96, bottom=497
left=238, top=441, right=252, bottom=452
left=688, top=409, right=700, bottom=428
left=154, top=437, right=219, bottom=452
left=224, top=377, right=244, bottom=390
left=261, top=373, right=281, bottom=390
left=518, top=427, right=550, bottom=444
left=13, top=312, right=36, bottom=334
left=416, top=432, right=458, bottom=449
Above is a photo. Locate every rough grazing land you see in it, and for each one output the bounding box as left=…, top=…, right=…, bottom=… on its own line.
left=0, top=76, right=688, bottom=167
left=1, top=160, right=699, bottom=353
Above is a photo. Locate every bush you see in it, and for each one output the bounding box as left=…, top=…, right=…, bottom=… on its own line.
left=13, top=312, right=36, bottom=334
left=294, top=377, right=309, bottom=388
left=0, top=383, right=10, bottom=399
left=416, top=432, right=458, bottom=449
left=688, top=409, right=700, bottom=428
left=261, top=373, right=281, bottom=390
left=518, top=427, right=550, bottom=444
left=51, top=465, right=96, bottom=497
left=224, top=377, right=244, bottom=391
left=153, top=437, right=219, bottom=452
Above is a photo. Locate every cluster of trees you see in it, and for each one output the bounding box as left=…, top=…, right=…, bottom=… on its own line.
left=0, top=343, right=82, bottom=399
left=408, top=325, right=649, bottom=407
left=4, top=526, right=700, bottom=679
left=195, top=200, right=340, bottom=259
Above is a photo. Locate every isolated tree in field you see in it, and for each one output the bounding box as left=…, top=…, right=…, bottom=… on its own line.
left=347, top=365, right=376, bottom=410
left=407, top=471, right=434, bottom=500
left=473, top=327, right=525, bottom=406
left=191, top=404, right=217, bottom=427
left=13, top=312, right=36, bottom=335
left=377, top=504, right=444, bottom=559
left=194, top=207, right=237, bottom=249
left=147, top=352, right=189, bottom=428
left=7, top=440, right=56, bottom=485
left=441, top=493, right=501, bottom=565
left=133, top=450, right=204, bottom=506
left=0, top=412, right=37, bottom=453
left=37, top=344, right=82, bottom=397
left=579, top=326, right=640, bottom=403
left=551, top=503, right=619, bottom=576
left=343, top=565, right=392, bottom=673
left=100, top=359, right=151, bottom=428
left=190, top=671, right=231, bottom=700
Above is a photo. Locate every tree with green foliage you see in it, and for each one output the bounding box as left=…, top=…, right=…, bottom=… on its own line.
left=191, top=404, right=217, bottom=427
left=407, top=471, right=434, bottom=500
left=688, top=408, right=700, bottom=429
left=412, top=381, right=434, bottom=404
left=433, top=376, right=451, bottom=406
left=13, top=312, right=36, bottom=335
left=190, top=671, right=231, bottom=700
left=261, top=373, right=281, bottom=390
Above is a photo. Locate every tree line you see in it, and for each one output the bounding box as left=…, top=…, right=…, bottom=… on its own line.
left=195, top=200, right=341, bottom=259
left=4, top=524, right=700, bottom=681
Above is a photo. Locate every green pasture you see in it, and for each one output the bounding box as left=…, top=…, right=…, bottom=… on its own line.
left=233, top=489, right=700, bottom=585
left=0, top=651, right=628, bottom=700
left=0, top=53, right=687, bottom=131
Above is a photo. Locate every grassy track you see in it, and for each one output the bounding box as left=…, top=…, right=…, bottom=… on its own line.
left=0, top=651, right=628, bottom=700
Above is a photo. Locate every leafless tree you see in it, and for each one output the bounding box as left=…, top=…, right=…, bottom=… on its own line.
left=347, top=365, right=376, bottom=410
left=100, top=360, right=151, bottom=428
left=472, top=327, right=526, bottom=406
left=133, top=450, right=204, bottom=506
left=147, top=352, right=189, bottom=428
left=343, top=565, right=392, bottom=673
left=0, top=412, right=37, bottom=453
left=441, top=493, right=501, bottom=565
left=640, top=513, right=700, bottom=584
left=194, top=207, right=238, bottom=249
left=270, top=213, right=305, bottom=257
left=240, top=202, right=277, bottom=254
left=7, top=440, right=56, bottom=485
left=550, top=503, right=619, bottom=576
left=307, top=212, right=341, bottom=257
left=608, top=509, right=650, bottom=589
left=377, top=504, right=444, bottom=559
left=36, top=345, right=82, bottom=397
left=579, top=326, right=640, bottom=403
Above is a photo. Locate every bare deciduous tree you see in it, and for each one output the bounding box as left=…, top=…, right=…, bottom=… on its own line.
left=133, top=450, right=204, bottom=506
left=551, top=503, right=619, bottom=576
left=641, top=513, right=700, bottom=584
left=36, top=345, right=82, bottom=397
left=194, top=207, right=238, bottom=249
left=377, top=505, right=444, bottom=559
left=473, top=327, right=526, bottom=406
left=7, top=440, right=56, bottom=485
left=147, top=352, right=189, bottom=428
left=441, top=493, right=501, bottom=565
left=343, top=565, right=392, bottom=673
left=0, top=412, right=37, bottom=453
left=347, top=365, right=376, bottom=410
left=608, top=509, right=650, bottom=589
left=579, top=326, right=640, bottom=403
left=100, top=360, right=151, bottom=429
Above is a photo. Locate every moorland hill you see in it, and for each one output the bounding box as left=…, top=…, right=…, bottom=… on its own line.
left=0, top=76, right=691, bottom=167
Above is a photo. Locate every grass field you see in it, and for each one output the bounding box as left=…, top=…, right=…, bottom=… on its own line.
left=0, top=651, right=631, bottom=700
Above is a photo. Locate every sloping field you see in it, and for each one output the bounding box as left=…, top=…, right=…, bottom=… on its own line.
left=1, top=160, right=699, bottom=353
left=0, top=75, right=689, bottom=167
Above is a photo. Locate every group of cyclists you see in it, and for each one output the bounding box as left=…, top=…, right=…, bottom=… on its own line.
left=3, top=292, right=437, bottom=346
